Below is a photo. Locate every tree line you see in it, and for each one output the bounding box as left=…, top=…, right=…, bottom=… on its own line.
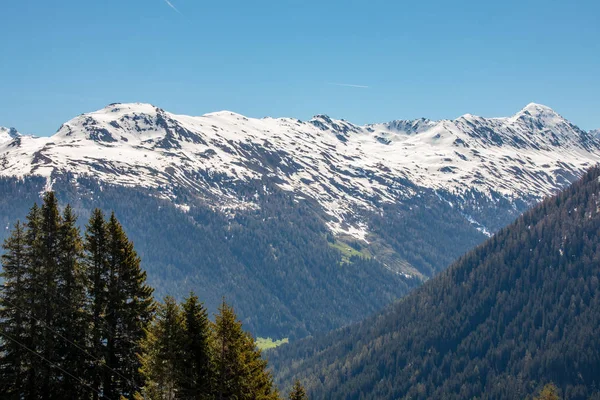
left=0, top=192, right=308, bottom=399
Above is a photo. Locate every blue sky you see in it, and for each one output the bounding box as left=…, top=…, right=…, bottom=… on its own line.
left=1, top=0, right=599, bottom=135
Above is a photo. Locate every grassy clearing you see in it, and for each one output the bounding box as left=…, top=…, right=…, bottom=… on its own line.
left=256, top=337, right=289, bottom=351
left=329, top=240, right=371, bottom=263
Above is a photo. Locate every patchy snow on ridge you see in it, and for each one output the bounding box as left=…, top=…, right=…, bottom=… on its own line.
left=0, top=127, right=21, bottom=145
left=1, top=103, right=599, bottom=238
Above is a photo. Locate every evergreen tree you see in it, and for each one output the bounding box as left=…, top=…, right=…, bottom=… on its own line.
left=288, top=380, right=307, bottom=400
left=105, top=212, right=155, bottom=398
left=180, top=292, right=215, bottom=400
left=0, top=194, right=89, bottom=399
left=0, top=222, right=28, bottom=398
left=22, top=202, right=44, bottom=398
left=84, top=208, right=109, bottom=400
left=38, top=192, right=63, bottom=398
left=534, top=383, right=561, bottom=400
left=139, top=296, right=186, bottom=400
left=213, top=301, right=279, bottom=400
left=54, top=204, right=89, bottom=398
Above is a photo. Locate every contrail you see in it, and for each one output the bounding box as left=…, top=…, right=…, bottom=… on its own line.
left=163, top=0, right=182, bottom=14
left=328, top=82, right=370, bottom=89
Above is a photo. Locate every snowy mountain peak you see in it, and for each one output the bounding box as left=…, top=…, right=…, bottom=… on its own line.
left=518, top=102, right=558, bottom=116
left=511, top=103, right=566, bottom=127
left=0, top=127, right=21, bottom=143
left=0, top=103, right=599, bottom=241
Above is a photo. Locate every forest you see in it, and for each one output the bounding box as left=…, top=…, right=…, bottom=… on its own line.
left=271, top=167, right=600, bottom=400
left=0, top=172, right=494, bottom=340
left=0, top=175, right=420, bottom=339
left=0, top=193, right=307, bottom=399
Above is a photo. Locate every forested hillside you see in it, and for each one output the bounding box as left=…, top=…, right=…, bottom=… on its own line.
left=0, top=175, right=427, bottom=339
left=271, top=167, right=600, bottom=400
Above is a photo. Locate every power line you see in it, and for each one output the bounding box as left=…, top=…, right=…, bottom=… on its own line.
left=0, top=295, right=135, bottom=388
left=0, top=287, right=198, bottom=398
left=0, top=329, right=113, bottom=400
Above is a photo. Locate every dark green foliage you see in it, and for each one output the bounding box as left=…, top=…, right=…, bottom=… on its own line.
left=0, top=194, right=92, bottom=398
left=139, top=296, right=279, bottom=400
left=288, top=380, right=308, bottom=400
left=180, top=293, right=215, bottom=399
left=369, top=193, right=487, bottom=276
left=88, top=211, right=155, bottom=399
left=84, top=208, right=109, bottom=400
left=213, top=301, right=279, bottom=400
left=0, top=222, right=28, bottom=398
left=272, top=167, right=600, bottom=400
left=107, top=212, right=155, bottom=397
left=54, top=204, right=89, bottom=398
left=139, top=296, right=187, bottom=400
left=38, top=192, right=62, bottom=397
left=0, top=195, right=154, bottom=399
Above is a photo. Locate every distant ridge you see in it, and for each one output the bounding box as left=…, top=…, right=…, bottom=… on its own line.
left=0, top=102, right=598, bottom=245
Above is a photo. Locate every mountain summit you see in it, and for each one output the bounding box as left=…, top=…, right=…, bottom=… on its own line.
left=0, top=127, right=20, bottom=144
left=0, top=103, right=598, bottom=275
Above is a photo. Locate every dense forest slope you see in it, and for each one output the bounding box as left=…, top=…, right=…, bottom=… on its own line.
left=271, top=167, right=600, bottom=399
left=0, top=175, right=421, bottom=339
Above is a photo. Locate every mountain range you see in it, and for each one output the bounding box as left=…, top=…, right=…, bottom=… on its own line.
left=0, top=103, right=598, bottom=339
left=1, top=103, right=598, bottom=242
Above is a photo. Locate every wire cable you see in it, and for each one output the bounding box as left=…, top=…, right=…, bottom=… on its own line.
left=0, top=329, right=114, bottom=400
left=0, top=295, right=135, bottom=388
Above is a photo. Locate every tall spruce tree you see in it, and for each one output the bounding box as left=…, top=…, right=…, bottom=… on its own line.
left=54, top=204, right=89, bottom=398
left=38, top=192, right=63, bottom=399
left=288, top=380, right=308, bottom=400
left=85, top=209, right=155, bottom=398
left=105, top=212, right=155, bottom=398
left=84, top=208, right=109, bottom=400
left=180, top=292, right=215, bottom=400
left=213, top=301, right=279, bottom=400
left=139, top=296, right=186, bottom=400
left=0, top=222, right=28, bottom=398
left=22, top=202, right=44, bottom=398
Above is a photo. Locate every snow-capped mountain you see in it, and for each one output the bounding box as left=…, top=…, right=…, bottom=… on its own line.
left=0, top=127, right=20, bottom=144
left=1, top=102, right=598, bottom=240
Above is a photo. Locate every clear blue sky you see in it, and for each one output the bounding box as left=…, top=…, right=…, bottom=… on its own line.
left=1, top=0, right=599, bottom=135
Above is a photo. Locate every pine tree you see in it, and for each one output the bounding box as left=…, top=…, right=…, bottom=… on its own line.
left=22, top=202, right=44, bottom=398
left=213, top=300, right=279, bottom=400
left=139, top=296, right=186, bottom=400
left=84, top=208, right=109, bottom=400
left=180, top=292, right=215, bottom=400
left=0, top=221, right=28, bottom=398
left=288, top=380, right=308, bottom=400
left=105, top=212, right=155, bottom=398
left=534, top=383, right=561, bottom=400
left=54, top=204, right=89, bottom=398
left=38, top=192, right=63, bottom=398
